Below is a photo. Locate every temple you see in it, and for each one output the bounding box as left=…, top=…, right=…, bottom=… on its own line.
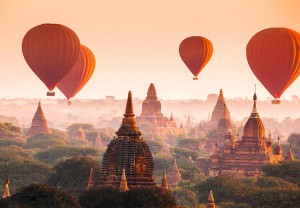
left=167, top=159, right=182, bottom=187
left=2, top=177, right=10, bottom=199
left=74, top=125, right=86, bottom=139
left=209, top=92, right=285, bottom=177
left=86, top=168, right=95, bottom=190
left=94, top=133, right=103, bottom=147
left=210, top=89, right=231, bottom=127
left=136, top=83, right=183, bottom=136
left=160, top=170, right=169, bottom=190
left=96, top=91, right=156, bottom=189
left=27, top=101, right=52, bottom=137
left=206, top=190, right=216, bottom=208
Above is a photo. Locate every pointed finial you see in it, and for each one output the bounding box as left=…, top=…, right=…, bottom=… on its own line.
left=220, top=89, right=223, bottom=95
left=3, top=177, right=10, bottom=199
left=161, top=170, right=169, bottom=190
left=125, top=91, right=134, bottom=115
left=251, top=85, right=258, bottom=115
left=119, top=169, right=129, bottom=192
left=38, top=101, right=41, bottom=107
left=208, top=190, right=214, bottom=203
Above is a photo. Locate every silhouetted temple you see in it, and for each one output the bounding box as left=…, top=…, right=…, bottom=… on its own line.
left=97, top=91, right=156, bottom=189
left=136, top=83, right=183, bottom=136
left=209, top=92, right=285, bottom=177
left=27, top=101, right=52, bottom=137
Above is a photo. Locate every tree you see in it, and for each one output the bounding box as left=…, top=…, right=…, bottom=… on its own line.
left=219, top=202, right=252, bottom=208
left=0, top=184, right=80, bottom=208
left=239, top=189, right=300, bottom=208
left=0, top=159, right=51, bottom=195
left=262, top=161, right=300, bottom=186
left=25, top=133, right=67, bottom=149
left=0, top=122, right=22, bottom=138
left=147, top=140, right=163, bottom=155
left=255, top=176, right=298, bottom=190
left=46, top=156, right=101, bottom=196
left=172, top=187, right=200, bottom=207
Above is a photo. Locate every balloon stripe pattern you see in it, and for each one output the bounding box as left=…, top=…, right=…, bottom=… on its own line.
left=179, top=36, right=213, bottom=79
left=246, top=28, right=300, bottom=99
left=22, top=24, right=80, bottom=91
left=57, top=45, right=96, bottom=100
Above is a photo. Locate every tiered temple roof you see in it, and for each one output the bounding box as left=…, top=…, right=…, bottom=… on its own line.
left=27, top=101, right=52, bottom=137
left=211, top=89, right=231, bottom=125
left=97, top=91, right=156, bottom=189
left=168, top=159, right=182, bottom=187
left=209, top=92, right=285, bottom=177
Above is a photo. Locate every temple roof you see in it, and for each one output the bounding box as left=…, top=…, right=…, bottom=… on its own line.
left=243, top=92, right=265, bottom=138
left=116, top=91, right=141, bottom=138
left=146, top=83, right=158, bottom=100
left=169, top=113, right=174, bottom=121
left=211, top=89, right=231, bottom=123
left=27, top=101, right=52, bottom=137
left=161, top=170, right=169, bottom=190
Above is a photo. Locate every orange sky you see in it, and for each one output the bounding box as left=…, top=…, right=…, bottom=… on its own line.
left=1, top=0, right=300, bottom=100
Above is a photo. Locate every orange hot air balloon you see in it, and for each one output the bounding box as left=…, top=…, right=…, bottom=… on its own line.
left=246, top=28, right=300, bottom=104
left=57, top=45, right=96, bottom=104
left=22, top=23, right=80, bottom=96
left=179, top=36, right=213, bottom=80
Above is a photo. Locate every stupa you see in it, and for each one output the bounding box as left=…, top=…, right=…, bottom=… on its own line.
left=86, top=168, right=95, bottom=190
left=210, top=89, right=231, bottom=128
left=97, top=91, right=156, bottom=189
left=75, top=125, right=86, bottom=139
left=94, top=132, right=103, bottom=147
left=209, top=92, right=285, bottom=177
left=286, top=144, right=294, bottom=161
left=167, top=159, right=182, bottom=187
left=2, top=177, right=10, bottom=199
left=27, top=101, right=52, bottom=137
left=206, top=190, right=216, bottom=208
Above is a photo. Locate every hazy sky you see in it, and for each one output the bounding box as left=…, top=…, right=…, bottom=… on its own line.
left=1, top=0, right=300, bottom=100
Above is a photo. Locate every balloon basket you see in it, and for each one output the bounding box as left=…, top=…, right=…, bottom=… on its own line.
left=193, top=77, right=198, bottom=80
left=271, top=99, right=281, bottom=104
left=68, top=101, right=72, bottom=105
left=47, top=91, right=55, bottom=96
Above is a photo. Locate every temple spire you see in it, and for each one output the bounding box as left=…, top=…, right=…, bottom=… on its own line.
left=170, top=113, right=174, bottom=121
left=252, top=85, right=258, bottom=115
left=94, top=132, right=103, bottom=147
left=119, top=169, right=129, bottom=192
left=206, top=190, right=216, bottom=208
left=161, top=170, right=169, bottom=190
left=86, top=168, right=95, bottom=190
left=286, top=144, right=294, bottom=161
left=3, top=177, right=10, bottom=199
left=146, top=83, right=157, bottom=100
left=116, top=91, right=141, bottom=138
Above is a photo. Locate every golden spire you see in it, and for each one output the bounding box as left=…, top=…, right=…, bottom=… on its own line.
left=116, top=91, right=141, bottom=138
left=161, top=170, right=169, bottom=190
left=252, top=85, right=258, bottom=115
left=3, top=177, right=10, bottom=199
left=86, top=168, right=95, bottom=190
left=206, top=190, right=216, bottom=208
left=119, top=169, right=129, bottom=192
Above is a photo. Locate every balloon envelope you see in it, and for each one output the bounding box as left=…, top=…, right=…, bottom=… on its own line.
left=246, top=28, right=300, bottom=99
left=179, top=36, right=213, bottom=79
left=57, top=45, right=96, bottom=100
left=22, top=23, right=80, bottom=91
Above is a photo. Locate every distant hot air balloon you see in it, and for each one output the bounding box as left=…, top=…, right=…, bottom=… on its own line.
left=57, top=45, right=96, bottom=104
left=179, top=36, right=213, bottom=80
left=22, top=23, right=80, bottom=96
left=246, top=28, right=300, bottom=104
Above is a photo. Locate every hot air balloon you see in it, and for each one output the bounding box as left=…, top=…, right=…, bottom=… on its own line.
left=57, top=45, right=96, bottom=104
left=22, top=23, right=80, bottom=96
left=179, top=36, right=213, bottom=80
left=246, top=28, right=300, bottom=104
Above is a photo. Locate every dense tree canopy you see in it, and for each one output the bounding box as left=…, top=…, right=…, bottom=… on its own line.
left=0, top=184, right=80, bottom=208
left=47, top=156, right=101, bottom=196
left=25, top=133, right=67, bottom=149
left=0, top=122, right=22, bottom=138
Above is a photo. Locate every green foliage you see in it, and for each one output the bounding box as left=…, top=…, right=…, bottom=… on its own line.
left=147, top=140, right=163, bottom=155
left=262, top=161, right=300, bottom=186
left=172, top=187, right=200, bottom=207
left=0, top=184, right=80, bottom=208
left=50, top=128, right=69, bottom=140
left=0, top=159, right=51, bottom=194
left=179, top=162, right=207, bottom=184
left=79, top=187, right=177, bottom=208
left=0, top=145, right=31, bottom=162
left=153, top=154, right=174, bottom=179
left=34, top=146, right=104, bottom=165
left=196, top=176, right=251, bottom=204
left=25, top=133, right=67, bottom=149
left=47, top=156, right=101, bottom=196
left=0, top=122, right=21, bottom=138
left=255, top=176, right=298, bottom=189
left=67, top=123, right=95, bottom=135
left=0, top=138, right=24, bottom=148
left=239, top=189, right=300, bottom=208
left=171, top=146, right=207, bottom=161
left=177, top=138, right=203, bottom=150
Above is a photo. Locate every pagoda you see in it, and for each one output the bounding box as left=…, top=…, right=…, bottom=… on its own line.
left=209, top=92, right=284, bottom=177
left=286, top=144, right=294, bottom=161
left=75, top=125, right=86, bottom=139
left=167, top=159, right=182, bottom=187
left=94, top=133, right=103, bottom=147
left=210, top=89, right=231, bottom=128
left=206, top=190, right=216, bottom=208
left=27, top=101, right=52, bottom=137
left=86, top=168, right=95, bottom=190
left=160, top=170, right=169, bottom=190
left=136, top=83, right=179, bottom=135
left=97, top=91, right=156, bottom=189
left=2, top=177, right=10, bottom=199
